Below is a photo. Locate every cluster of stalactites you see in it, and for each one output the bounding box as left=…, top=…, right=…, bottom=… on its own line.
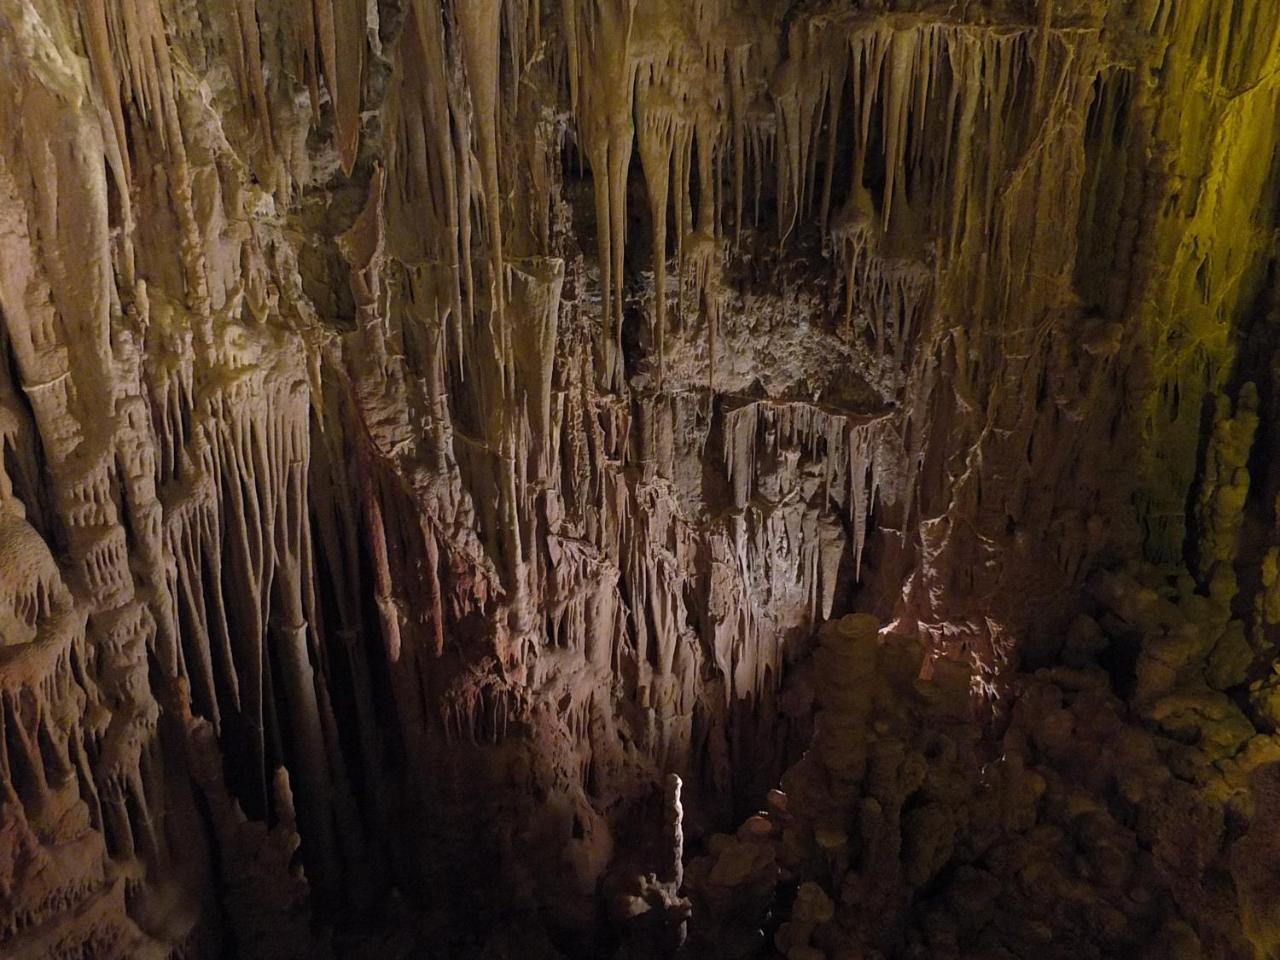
left=622, top=6, right=1093, bottom=387
left=722, top=400, right=895, bottom=581
left=367, top=0, right=1107, bottom=456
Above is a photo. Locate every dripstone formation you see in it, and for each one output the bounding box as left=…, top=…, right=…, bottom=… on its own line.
left=1, top=0, right=1279, bottom=957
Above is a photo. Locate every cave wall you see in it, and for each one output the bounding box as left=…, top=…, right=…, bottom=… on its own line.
left=0, top=0, right=1278, bottom=955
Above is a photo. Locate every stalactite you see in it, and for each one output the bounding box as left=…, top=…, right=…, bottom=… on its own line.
left=315, top=0, right=364, bottom=175
left=637, top=75, right=678, bottom=388
left=456, top=0, right=509, bottom=372
left=570, top=0, right=637, bottom=390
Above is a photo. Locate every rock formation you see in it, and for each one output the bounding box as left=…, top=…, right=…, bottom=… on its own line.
left=0, top=0, right=1279, bottom=957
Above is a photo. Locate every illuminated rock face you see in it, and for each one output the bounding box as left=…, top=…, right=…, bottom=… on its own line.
left=0, top=0, right=1279, bottom=956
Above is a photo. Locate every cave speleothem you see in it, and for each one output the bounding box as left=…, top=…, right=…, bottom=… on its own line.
left=4, top=0, right=1280, bottom=956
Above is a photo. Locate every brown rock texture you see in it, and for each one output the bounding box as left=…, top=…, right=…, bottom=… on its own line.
left=0, top=0, right=1279, bottom=957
